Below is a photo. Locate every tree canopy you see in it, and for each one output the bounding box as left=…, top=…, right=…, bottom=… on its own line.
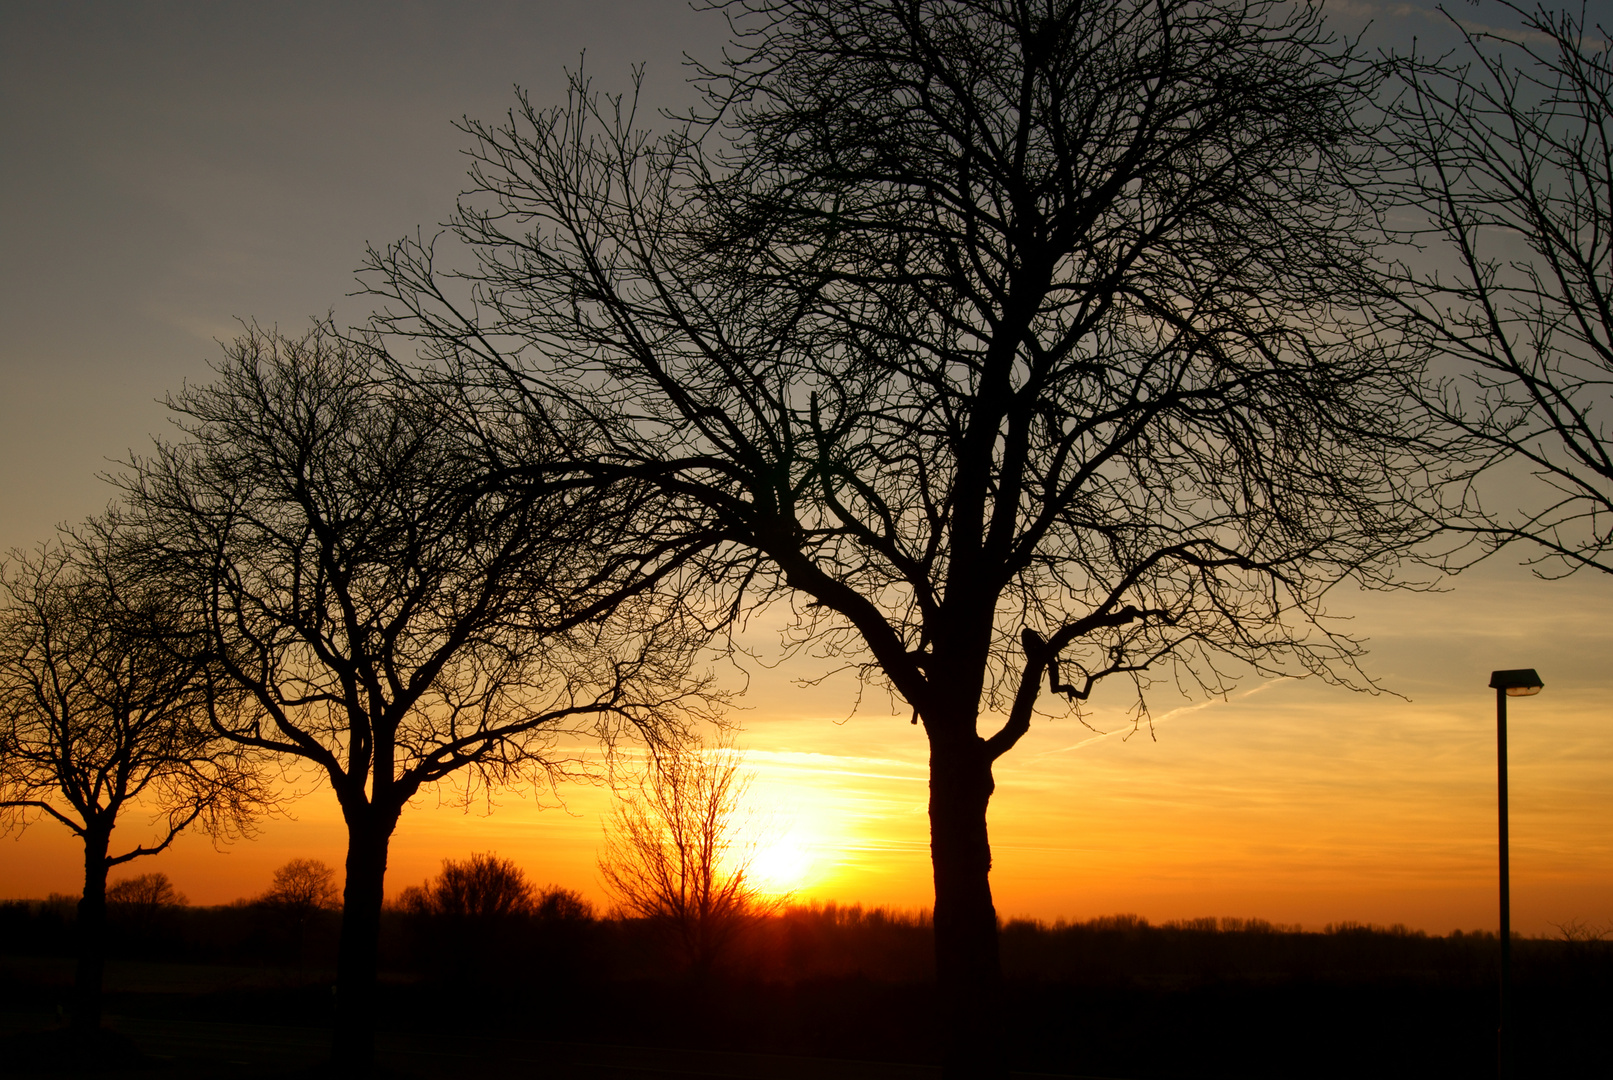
left=119, top=321, right=718, bottom=1066
left=365, top=2, right=1436, bottom=1073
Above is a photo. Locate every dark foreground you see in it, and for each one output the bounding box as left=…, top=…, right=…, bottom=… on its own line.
left=1, top=1012, right=1051, bottom=1080
left=1, top=959, right=1605, bottom=1079
left=1, top=904, right=1608, bottom=1078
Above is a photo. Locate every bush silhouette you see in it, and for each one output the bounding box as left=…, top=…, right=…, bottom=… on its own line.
left=400, top=852, right=533, bottom=919
left=533, top=885, right=594, bottom=923
left=398, top=853, right=567, bottom=985
left=106, top=872, right=186, bottom=913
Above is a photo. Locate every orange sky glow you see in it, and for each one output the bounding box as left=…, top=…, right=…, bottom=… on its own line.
left=5, top=562, right=1608, bottom=938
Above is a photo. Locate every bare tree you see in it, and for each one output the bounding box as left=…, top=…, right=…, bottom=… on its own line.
left=263, top=857, right=342, bottom=913
left=599, top=741, right=778, bottom=976
left=257, top=857, right=341, bottom=959
left=399, top=855, right=597, bottom=982
left=106, top=871, right=187, bottom=912
left=366, top=1, right=1430, bottom=1072
left=105, top=872, right=188, bottom=944
left=118, top=321, right=715, bottom=1068
left=260, top=857, right=342, bottom=919
left=533, top=884, right=595, bottom=922
left=0, top=531, right=268, bottom=1034
left=1382, top=1, right=1613, bottom=575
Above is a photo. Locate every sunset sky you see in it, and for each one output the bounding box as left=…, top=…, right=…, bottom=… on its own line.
left=2, top=1, right=1608, bottom=937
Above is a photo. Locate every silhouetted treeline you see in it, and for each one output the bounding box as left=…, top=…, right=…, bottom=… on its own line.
left=0, top=895, right=340, bottom=968
left=5, top=894, right=1607, bottom=988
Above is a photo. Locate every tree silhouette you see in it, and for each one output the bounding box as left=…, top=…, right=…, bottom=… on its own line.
left=105, top=871, right=187, bottom=947
left=396, top=854, right=589, bottom=983
left=599, top=741, right=778, bottom=976
left=261, top=857, right=342, bottom=915
left=400, top=852, right=534, bottom=918
left=257, top=857, right=341, bottom=956
left=119, top=322, right=716, bottom=1068
left=533, top=884, right=595, bottom=923
left=106, top=871, right=187, bottom=912
left=1381, top=0, right=1613, bottom=576
left=367, top=1, right=1430, bottom=1072
left=0, top=530, right=268, bottom=1034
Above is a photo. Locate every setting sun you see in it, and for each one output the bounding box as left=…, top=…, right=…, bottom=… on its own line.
left=749, top=834, right=817, bottom=896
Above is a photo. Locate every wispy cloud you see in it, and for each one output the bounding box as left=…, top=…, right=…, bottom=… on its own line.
left=1037, top=679, right=1285, bottom=757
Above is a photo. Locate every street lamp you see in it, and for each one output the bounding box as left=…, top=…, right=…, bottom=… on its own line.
left=1488, top=668, right=1542, bottom=1079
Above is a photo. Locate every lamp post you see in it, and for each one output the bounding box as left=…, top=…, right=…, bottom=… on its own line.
left=1488, top=668, right=1542, bottom=1080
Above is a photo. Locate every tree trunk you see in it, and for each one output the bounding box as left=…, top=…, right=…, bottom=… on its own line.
left=72, top=828, right=112, bottom=1035
left=330, top=814, right=394, bottom=1072
left=928, top=725, right=1005, bottom=1080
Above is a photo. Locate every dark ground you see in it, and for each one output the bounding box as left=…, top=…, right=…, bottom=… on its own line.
left=1, top=1007, right=972, bottom=1080
left=1, top=903, right=1607, bottom=1078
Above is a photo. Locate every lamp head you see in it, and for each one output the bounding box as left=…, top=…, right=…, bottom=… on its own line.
left=1490, top=669, right=1543, bottom=696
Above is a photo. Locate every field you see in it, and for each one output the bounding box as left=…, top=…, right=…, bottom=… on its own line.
left=2, top=901, right=1608, bottom=1077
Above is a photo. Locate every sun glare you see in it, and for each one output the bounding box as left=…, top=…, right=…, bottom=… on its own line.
left=748, top=832, right=818, bottom=896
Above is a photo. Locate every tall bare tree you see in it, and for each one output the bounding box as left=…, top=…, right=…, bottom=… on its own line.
left=0, top=530, right=268, bottom=1034
left=1381, top=1, right=1613, bottom=576
left=119, top=321, right=716, bottom=1068
left=367, top=1, right=1431, bottom=1072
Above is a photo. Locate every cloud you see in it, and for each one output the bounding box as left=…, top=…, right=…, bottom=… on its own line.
left=1037, top=679, right=1284, bottom=757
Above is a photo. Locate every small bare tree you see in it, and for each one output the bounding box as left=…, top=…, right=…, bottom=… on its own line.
left=533, top=884, right=594, bottom=922
left=261, top=858, right=342, bottom=916
left=106, top=872, right=187, bottom=911
left=0, top=530, right=269, bottom=1033
left=258, top=857, right=341, bottom=958
left=599, top=741, right=779, bottom=975
left=263, top=857, right=342, bottom=913
left=397, top=852, right=546, bottom=982
left=105, top=872, right=187, bottom=945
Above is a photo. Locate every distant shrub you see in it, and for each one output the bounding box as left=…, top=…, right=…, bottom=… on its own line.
left=394, top=853, right=594, bottom=988
left=739, top=901, right=935, bottom=982
left=106, top=872, right=188, bottom=949
left=1086, top=913, right=1150, bottom=932
left=400, top=852, right=533, bottom=918
left=261, top=858, right=341, bottom=913
left=534, top=885, right=595, bottom=922
left=107, top=872, right=187, bottom=911
left=252, top=858, right=341, bottom=963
